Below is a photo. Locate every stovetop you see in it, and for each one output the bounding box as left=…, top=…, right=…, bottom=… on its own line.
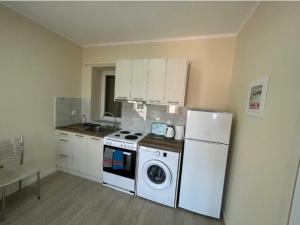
left=104, top=130, right=146, bottom=143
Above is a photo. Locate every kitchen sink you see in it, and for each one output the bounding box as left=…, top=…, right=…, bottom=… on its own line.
left=84, top=125, right=115, bottom=134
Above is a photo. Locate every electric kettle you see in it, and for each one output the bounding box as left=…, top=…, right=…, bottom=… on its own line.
left=165, top=126, right=175, bottom=138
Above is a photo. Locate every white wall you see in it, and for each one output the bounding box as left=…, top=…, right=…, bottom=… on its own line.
left=82, top=36, right=236, bottom=111
left=0, top=5, right=82, bottom=174
left=224, top=2, right=300, bottom=225
left=90, top=68, right=103, bottom=121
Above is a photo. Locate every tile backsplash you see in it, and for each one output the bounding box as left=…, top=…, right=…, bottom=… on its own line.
left=55, top=97, right=82, bottom=127
left=81, top=98, right=91, bottom=122
left=55, top=98, right=187, bottom=132
left=121, top=102, right=187, bottom=133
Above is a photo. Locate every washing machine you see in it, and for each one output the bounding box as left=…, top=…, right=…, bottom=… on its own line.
left=136, top=145, right=181, bottom=207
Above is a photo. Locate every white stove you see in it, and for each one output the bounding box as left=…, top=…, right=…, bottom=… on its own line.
left=103, top=130, right=146, bottom=194
left=104, top=130, right=146, bottom=151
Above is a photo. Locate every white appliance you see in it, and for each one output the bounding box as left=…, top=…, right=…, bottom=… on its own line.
left=174, top=125, right=185, bottom=140
left=179, top=110, right=233, bottom=219
left=165, top=126, right=175, bottom=138
left=137, top=146, right=181, bottom=207
left=103, top=130, right=146, bottom=194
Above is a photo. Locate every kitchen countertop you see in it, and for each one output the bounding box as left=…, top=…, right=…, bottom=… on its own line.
left=139, top=133, right=184, bottom=153
left=56, top=125, right=184, bottom=153
left=55, top=123, right=117, bottom=138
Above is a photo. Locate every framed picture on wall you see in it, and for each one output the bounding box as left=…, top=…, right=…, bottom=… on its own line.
left=246, top=76, right=269, bottom=118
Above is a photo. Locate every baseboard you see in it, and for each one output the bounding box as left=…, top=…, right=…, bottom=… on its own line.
left=57, top=168, right=102, bottom=183
left=2, top=167, right=57, bottom=198
left=41, top=167, right=58, bottom=178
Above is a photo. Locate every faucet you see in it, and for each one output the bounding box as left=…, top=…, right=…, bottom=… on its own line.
left=103, top=112, right=117, bottom=130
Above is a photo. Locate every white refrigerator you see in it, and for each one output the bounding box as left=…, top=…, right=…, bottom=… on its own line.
left=179, top=110, right=233, bottom=219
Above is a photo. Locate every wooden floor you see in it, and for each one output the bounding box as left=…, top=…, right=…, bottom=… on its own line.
left=1, top=172, right=224, bottom=225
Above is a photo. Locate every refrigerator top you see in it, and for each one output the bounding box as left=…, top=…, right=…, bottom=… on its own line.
left=187, top=108, right=233, bottom=114
left=185, top=110, right=233, bottom=145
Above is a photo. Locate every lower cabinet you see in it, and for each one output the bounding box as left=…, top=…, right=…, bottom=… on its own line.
left=57, top=133, right=73, bottom=171
left=56, top=131, right=103, bottom=182
left=87, top=137, right=103, bottom=182
left=73, top=134, right=88, bottom=174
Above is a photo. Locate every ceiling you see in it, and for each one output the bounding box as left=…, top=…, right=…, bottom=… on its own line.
left=4, top=1, right=257, bottom=46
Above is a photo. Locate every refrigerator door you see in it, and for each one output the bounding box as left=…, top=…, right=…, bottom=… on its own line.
left=185, top=110, right=232, bottom=144
left=179, top=139, right=228, bottom=218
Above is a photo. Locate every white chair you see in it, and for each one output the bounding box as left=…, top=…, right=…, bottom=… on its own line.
left=0, top=136, right=40, bottom=221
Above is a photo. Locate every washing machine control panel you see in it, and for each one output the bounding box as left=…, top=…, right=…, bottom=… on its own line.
left=151, top=150, right=171, bottom=159
left=153, top=151, right=168, bottom=157
left=139, top=146, right=179, bottom=161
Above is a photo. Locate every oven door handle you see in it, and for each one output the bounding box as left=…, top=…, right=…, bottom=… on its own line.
left=123, top=152, right=131, bottom=156
left=110, top=149, right=132, bottom=156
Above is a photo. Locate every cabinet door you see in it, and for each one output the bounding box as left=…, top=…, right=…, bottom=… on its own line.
left=73, top=134, right=88, bottom=174
left=57, top=136, right=73, bottom=171
left=130, top=59, right=149, bottom=101
left=87, top=137, right=104, bottom=182
left=164, top=58, right=188, bottom=106
left=115, top=59, right=132, bottom=101
left=147, top=58, right=167, bottom=104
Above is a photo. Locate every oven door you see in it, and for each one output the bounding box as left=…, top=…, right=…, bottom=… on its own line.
left=103, top=145, right=136, bottom=180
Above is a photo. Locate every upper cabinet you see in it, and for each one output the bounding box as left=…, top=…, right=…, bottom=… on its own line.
left=164, top=58, right=188, bottom=106
left=147, top=58, right=167, bottom=105
left=114, top=58, right=188, bottom=106
left=131, top=59, right=149, bottom=101
left=115, top=59, right=132, bottom=101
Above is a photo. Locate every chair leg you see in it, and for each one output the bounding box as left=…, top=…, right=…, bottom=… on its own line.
left=19, top=180, right=22, bottom=191
left=1, top=186, right=6, bottom=221
left=36, top=171, right=41, bottom=199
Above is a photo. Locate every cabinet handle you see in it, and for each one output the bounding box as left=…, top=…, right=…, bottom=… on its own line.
left=167, top=101, right=179, bottom=104
left=132, top=97, right=144, bottom=101
left=59, top=139, right=68, bottom=142
left=59, top=154, right=68, bottom=157
left=123, top=152, right=131, bottom=156
left=75, top=135, right=84, bottom=138
left=149, top=100, right=161, bottom=103
left=90, top=137, right=100, bottom=141
left=116, top=96, right=127, bottom=100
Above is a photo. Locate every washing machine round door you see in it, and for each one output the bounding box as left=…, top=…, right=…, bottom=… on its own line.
left=143, top=160, right=172, bottom=189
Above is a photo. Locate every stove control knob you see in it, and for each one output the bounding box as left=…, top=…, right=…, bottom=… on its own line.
left=155, top=151, right=160, bottom=156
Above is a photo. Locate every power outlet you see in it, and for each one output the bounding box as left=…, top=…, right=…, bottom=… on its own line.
left=71, top=110, right=77, bottom=116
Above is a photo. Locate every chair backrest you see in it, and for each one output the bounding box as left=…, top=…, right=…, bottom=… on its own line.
left=0, top=136, right=24, bottom=169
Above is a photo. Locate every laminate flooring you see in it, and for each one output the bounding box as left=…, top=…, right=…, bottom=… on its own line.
left=1, top=172, right=224, bottom=225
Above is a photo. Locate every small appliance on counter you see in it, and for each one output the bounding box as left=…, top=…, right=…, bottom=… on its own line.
left=165, top=126, right=175, bottom=138
left=151, top=123, right=167, bottom=136
left=81, top=114, right=86, bottom=124
left=174, top=125, right=185, bottom=140
left=151, top=123, right=175, bottom=139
